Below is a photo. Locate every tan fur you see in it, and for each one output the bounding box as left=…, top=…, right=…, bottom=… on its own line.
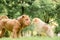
left=0, top=15, right=30, bottom=38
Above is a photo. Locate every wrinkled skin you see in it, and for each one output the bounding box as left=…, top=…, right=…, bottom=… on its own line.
left=0, top=15, right=30, bottom=38
left=32, top=18, right=54, bottom=37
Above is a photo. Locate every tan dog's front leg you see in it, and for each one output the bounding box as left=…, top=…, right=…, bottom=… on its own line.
left=0, top=28, right=5, bottom=38
left=10, top=27, right=20, bottom=38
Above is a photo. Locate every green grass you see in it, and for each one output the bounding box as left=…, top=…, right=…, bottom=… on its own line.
left=0, top=36, right=60, bottom=40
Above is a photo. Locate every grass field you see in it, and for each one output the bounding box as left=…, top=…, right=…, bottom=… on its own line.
left=0, top=36, right=60, bottom=40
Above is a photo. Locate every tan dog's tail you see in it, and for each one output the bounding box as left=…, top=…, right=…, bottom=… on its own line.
left=0, top=15, right=8, bottom=20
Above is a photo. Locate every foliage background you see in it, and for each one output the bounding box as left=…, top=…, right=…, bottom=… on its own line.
left=0, top=0, right=60, bottom=36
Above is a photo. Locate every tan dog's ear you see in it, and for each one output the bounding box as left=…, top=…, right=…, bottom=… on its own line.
left=21, top=14, right=28, bottom=18
left=22, top=15, right=25, bottom=18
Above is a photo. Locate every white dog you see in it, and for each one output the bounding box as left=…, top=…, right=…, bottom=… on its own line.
left=32, top=18, right=54, bottom=37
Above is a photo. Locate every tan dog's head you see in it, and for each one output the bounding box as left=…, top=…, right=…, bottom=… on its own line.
left=17, top=15, right=31, bottom=26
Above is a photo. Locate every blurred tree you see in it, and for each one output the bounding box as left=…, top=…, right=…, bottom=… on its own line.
left=0, top=0, right=60, bottom=36
left=0, top=0, right=22, bottom=18
left=23, top=0, right=57, bottom=23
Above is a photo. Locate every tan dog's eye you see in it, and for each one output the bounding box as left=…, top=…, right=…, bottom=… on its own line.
left=25, top=19, right=28, bottom=21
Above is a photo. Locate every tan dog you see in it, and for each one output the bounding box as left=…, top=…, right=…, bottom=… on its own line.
left=32, top=18, right=54, bottom=37
left=0, top=15, right=30, bottom=38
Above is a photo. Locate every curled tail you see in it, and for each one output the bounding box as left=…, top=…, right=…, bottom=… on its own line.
left=0, top=15, right=9, bottom=23
left=0, top=15, right=8, bottom=20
